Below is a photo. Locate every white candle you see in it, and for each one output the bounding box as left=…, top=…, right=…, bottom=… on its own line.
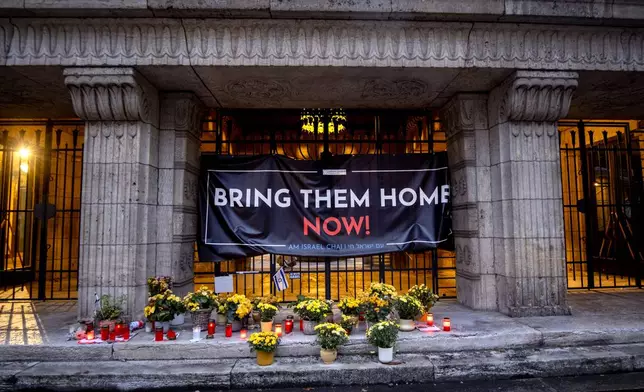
left=192, top=326, right=201, bottom=341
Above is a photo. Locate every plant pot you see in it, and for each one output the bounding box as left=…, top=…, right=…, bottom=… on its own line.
left=320, top=349, right=337, bottom=364
left=145, top=322, right=153, bottom=333
left=231, top=319, right=242, bottom=332
left=170, top=313, right=185, bottom=326
left=252, top=312, right=261, bottom=323
left=302, top=320, right=318, bottom=335
left=191, top=309, right=211, bottom=331
left=378, top=347, right=394, bottom=364
left=399, top=319, right=416, bottom=331
left=261, top=321, right=273, bottom=333
left=256, top=351, right=275, bottom=366
left=216, top=313, right=227, bottom=325
left=160, top=321, right=170, bottom=334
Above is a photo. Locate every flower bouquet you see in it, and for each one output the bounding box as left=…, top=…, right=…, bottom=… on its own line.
left=394, top=295, right=423, bottom=331
left=144, top=290, right=185, bottom=333
left=408, top=284, right=439, bottom=320
left=257, top=302, right=279, bottom=332
left=293, top=299, right=331, bottom=335
left=147, top=276, right=172, bottom=296
left=183, top=286, right=219, bottom=331
left=339, top=315, right=358, bottom=335
left=221, top=294, right=252, bottom=331
left=366, top=320, right=399, bottom=363
left=338, top=297, right=361, bottom=316
left=314, top=323, right=349, bottom=364
left=248, top=331, right=279, bottom=366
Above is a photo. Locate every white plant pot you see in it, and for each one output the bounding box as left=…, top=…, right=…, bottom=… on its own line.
left=170, top=313, right=185, bottom=326
left=399, top=319, right=416, bottom=331
left=161, top=321, right=170, bottom=334
left=302, top=320, right=319, bottom=335
left=378, top=347, right=393, bottom=363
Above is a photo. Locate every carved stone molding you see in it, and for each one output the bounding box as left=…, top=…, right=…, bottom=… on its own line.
left=488, top=71, right=578, bottom=128
left=64, top=67, right=159, bottom=130
left=163, top=93, right=204, bottom=135
left=440, top=94, right=487, bottom=139
left=4, top=18, right=644, bottom=71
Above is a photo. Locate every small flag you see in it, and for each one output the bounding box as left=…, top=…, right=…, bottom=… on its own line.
left=273, top=267, right=289, bottom=292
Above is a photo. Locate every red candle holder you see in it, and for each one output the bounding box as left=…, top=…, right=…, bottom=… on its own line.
left=299, top=319, right=304, bottom=332
left=240, top=329, right=248, bottom=340
left=109, top=331, right=116, bottom=341
left=100, top=325, right=109, bottom=341
left=86, top=330, right=95, bottom=340
left=285, top=318, right=294, bottom=334
left=426, top=313, right=434, bottom=327
left=442, top=317, right=451, bottom=332
left=123, top=327, right=130, bottom=341
left=225, top=323, right=232, bottom=338
left=155, top=326, right=164, bottom=342
left=207, top=321, right=216, bottom=336
left=274, top=323, right=283, bottom=338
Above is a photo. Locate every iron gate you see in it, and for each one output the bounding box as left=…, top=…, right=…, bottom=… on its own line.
left=196, top=109, right=456, bottom=301
left=0, top=120, right=83, bottom=300
left=559, top=120, right=643, bottom=289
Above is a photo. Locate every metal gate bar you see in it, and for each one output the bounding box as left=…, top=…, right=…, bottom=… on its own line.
left=196, top=109, right=456, bottom=300
left=559, top=120, right=643, bottom=289
left=0, top=120, right=84, bottom=300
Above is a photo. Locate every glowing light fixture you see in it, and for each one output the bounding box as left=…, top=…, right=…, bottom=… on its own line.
left=18, top=147, right=30, bottom=159
left=20, top=163, right=29, bottom=173
left=301, top=109, right=346, bottom=134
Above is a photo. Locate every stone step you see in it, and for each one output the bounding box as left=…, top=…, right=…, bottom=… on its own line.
left=2, top=343, right=643, bottom=391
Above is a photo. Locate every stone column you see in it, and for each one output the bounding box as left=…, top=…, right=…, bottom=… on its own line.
left=156, top=93, right=203, bottom=297
left=441, top=94, right=497, bottom=311
left=488, top=71, right=578, bottom=316
left=65, top=68, right=160, bottom=319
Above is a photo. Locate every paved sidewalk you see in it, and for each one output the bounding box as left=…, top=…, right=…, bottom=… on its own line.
left=0, top=290, right=643, bottom=390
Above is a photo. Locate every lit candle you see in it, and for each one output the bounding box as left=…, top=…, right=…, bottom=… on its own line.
left=285, top=318, right=294, bottom=334
left=225, top=323, right=232, bottom=338
left=274, top=323, right=283, bottom=337
left=155, top=326, right=164, bottom=342
left=207, top=321, right=216, bottom=335
left=86, top=330, right=95, bottom=341
left=426, top=313, right=434, bottom=327
left=192, top=326, right=201, bottom=341
left=442, top=317, right=451, bottom=332
left=240, top=329, right=248, bottom=339
left=109, top=331, right=116, bottom=341
left=100, top=325, right=109, bottom=341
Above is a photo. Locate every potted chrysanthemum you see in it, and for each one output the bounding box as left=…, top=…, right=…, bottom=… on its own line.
left=257, top=302, right=279, bottom=332
left=293, top=299, right=331, bottom=335
left=183, top=286, right=219, bottom=331
left=408, top=284, right=439, bottom=322
left=144, top=290, right=184, bottom=333
left=222, top=294, right=252, bottom=331
left=338, top=297, right=361, bottom=316
left=366, top=320, right=399, bottom=363
left=339, top=315, right=358, bottom=335
left=248, top=331, right=279, bottom=366
left=394, top=295, right=423, bottom=331
left=314, top=323, right=349, bottom=364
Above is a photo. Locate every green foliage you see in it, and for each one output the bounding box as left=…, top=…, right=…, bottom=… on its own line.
left=366, top=320, right=399, bottom=349
left=315, top=323, right=349, bottom=350
left=95, top=294, right=125, bottom=321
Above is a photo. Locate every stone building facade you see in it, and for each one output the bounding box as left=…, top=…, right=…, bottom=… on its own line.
left=1, top=0, right=643, bottom=318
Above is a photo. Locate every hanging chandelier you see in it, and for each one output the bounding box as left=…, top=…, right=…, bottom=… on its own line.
left=301, top=109, right=347, bottom=134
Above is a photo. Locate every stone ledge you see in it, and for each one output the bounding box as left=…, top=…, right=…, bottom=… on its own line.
left=2, top=344, right=643, bottom=391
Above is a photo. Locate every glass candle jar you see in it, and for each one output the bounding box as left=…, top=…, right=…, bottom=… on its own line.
left=225, top=323, right=232, bottom=338
left=274, top=323, right=283, bottom=338
left=193, top=326, right=201, bottom=341
left=123, top=327, right=130, bottom=341
left=155, top=326, right=164, bottom=342
left=426, top=313, right=434, bottom=327
left=207, top=321, right=215, bottom=335
left=285, top=318, right=294, bottom=334
left=442, top=317, right=451, bottom=332
left=100, top=325, right=109, bottom=341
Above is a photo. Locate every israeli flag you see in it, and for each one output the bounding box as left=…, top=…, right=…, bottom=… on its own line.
left=273, top=267, right=289, bottom=292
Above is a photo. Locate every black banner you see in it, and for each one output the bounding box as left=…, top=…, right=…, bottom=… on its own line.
left=198, top=154, right=452, bottom=261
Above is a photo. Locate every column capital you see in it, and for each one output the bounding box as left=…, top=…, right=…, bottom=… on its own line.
left=160, top=92, right=205, bottom=135
left=64, top=67, right=159, bottom=129
left=488, top=71, right=578, bottom=127
left=441, top=93, right=488, bottom=139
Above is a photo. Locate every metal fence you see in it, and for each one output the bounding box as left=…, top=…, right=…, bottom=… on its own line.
left=0, top=120, right=83, bottom=300
left=196, top=109, right=456, bottom=301
left=559, top=120, right=643, bottom=289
